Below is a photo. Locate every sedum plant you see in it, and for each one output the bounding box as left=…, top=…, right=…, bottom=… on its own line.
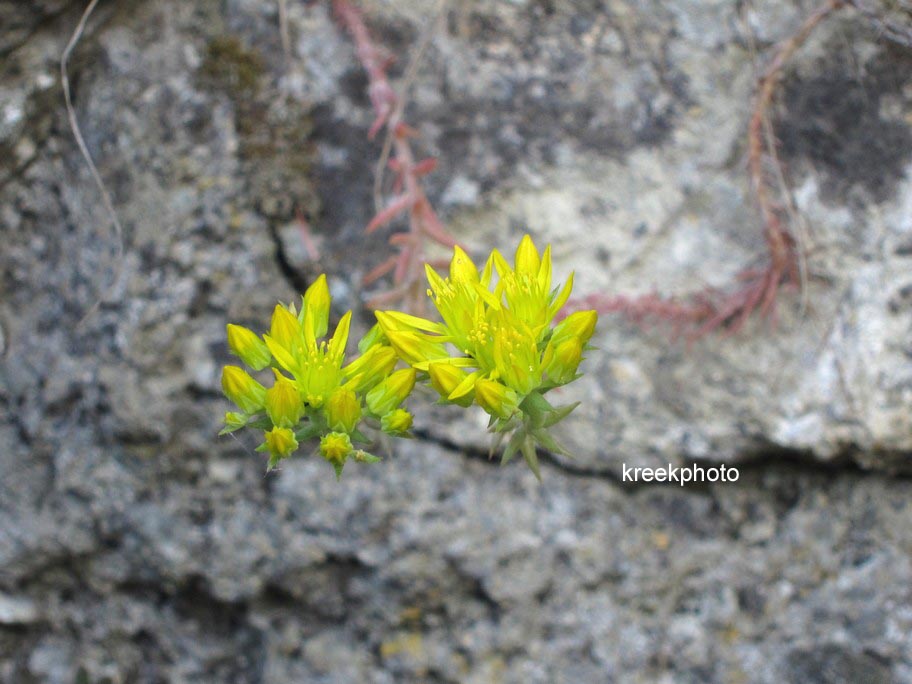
left=220, top=235, right=597, bottom=479
left=375, top=235, right=597, bottom=479
left=220, top=275, right=414, bottom=478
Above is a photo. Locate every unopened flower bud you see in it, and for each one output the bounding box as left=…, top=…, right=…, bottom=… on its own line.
left=265, top=369, right=303, bottom=428
left=221, top=366, right=267, bottom=414
left=474, top=378, right=519, bottom=420
left=263, top=426, right=298, bottom=458
left=320, top=431, right=352, bottom=464
left=366, top=368, right=416, bottom=416
left=342, top=345, right=398, bottom=392
left=226, top=324, right=272, bottom=370
left=428, top=361, right=474, bottom=407
left=545, top=337, right=583, bottom=385
left=324, top=387, right=361, bottom=433
left=381, top=408, right=413, bottom=435
left=552, top=310, right=597, bottom=347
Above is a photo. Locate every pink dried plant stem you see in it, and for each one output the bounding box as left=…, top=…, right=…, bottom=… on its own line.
left=568, top=0, right=846, bottom=338
left=333, top=0, right=456, bottom=310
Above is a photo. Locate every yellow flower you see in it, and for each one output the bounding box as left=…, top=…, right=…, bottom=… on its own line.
left=324, top=386, right=361, bottom=433
left=221, top=366, right=267, bottom=414
left=474, top=378, right=519, bottom=420
left=265, top=369, right=303, bottom=428
left=493, top=236, right=574, bottom=336
left=381, top=408, right=413, bottom=435
left=366, top=368, right=416, bottom=416
left=424, top=263, right=481, bottom=353
left=268, top=311, right=352, bottom=407
left=320, top=431, right=352, bottom=464
left=226, top=324, right=272, bottom=370
left=263, top=426, right=298, bottom=458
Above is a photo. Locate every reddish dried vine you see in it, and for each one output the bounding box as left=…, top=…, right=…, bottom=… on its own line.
left=335, top=0, right=847, bottom=337
left=333, top=0, right=457, bottom=312
left=566, top=0, right=846, bottom=338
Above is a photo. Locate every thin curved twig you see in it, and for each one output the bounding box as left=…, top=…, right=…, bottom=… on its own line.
left=62, top=0, right=125, bottom=326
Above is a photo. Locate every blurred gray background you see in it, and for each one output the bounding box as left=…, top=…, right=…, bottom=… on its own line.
left=1, top=0, right=911, bottom=682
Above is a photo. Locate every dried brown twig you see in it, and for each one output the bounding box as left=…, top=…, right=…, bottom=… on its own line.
left=62, top=0, right=125, bottom=326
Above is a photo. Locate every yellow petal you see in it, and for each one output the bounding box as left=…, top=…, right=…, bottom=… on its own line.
left=548, top=271, right=574, bottom=319
left=424, top=263, right=448, bottom=299
left=447, top=369, right=483, bottom=401
left=302, top=274, right=331, bottom=339
left=449, top=245, right=479, bottom=283
left=265, top=369, right=303, bottom=428
left=384, top=329, right=448, bottom=367
left=329, top=311, right=352, bottom=363
left=270, top=304, right=301, bottom=351
left=263, top=334, right=298, bottom=373
left=490, top=249, right=512, bottom=279
left=377, top=310, right=445, bottom=334
left=538, top=244, right=553, bottom=291
left=514, top=234, right=540, bottom=276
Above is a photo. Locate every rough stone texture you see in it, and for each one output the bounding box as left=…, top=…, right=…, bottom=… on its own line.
left=1, top=0, right=911, bottom=682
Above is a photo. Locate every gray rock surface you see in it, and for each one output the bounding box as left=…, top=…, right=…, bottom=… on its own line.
left=1, top=0, right=911, bottom=682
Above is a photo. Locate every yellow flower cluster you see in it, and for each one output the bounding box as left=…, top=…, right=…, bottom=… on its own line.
left=220, top=275, right=412, bottom=477
left=376, top=235, right=597, bottom=478
left=220, top=235, right=596, bottom=480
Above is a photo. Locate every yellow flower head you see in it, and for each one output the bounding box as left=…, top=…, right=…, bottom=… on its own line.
left=492, top=236, right=574, bottom=336
left=266, top=311, right=351, bottom=407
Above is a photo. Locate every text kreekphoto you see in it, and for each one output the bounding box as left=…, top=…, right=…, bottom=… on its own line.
left=622, top=463, right=739, bottom=485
